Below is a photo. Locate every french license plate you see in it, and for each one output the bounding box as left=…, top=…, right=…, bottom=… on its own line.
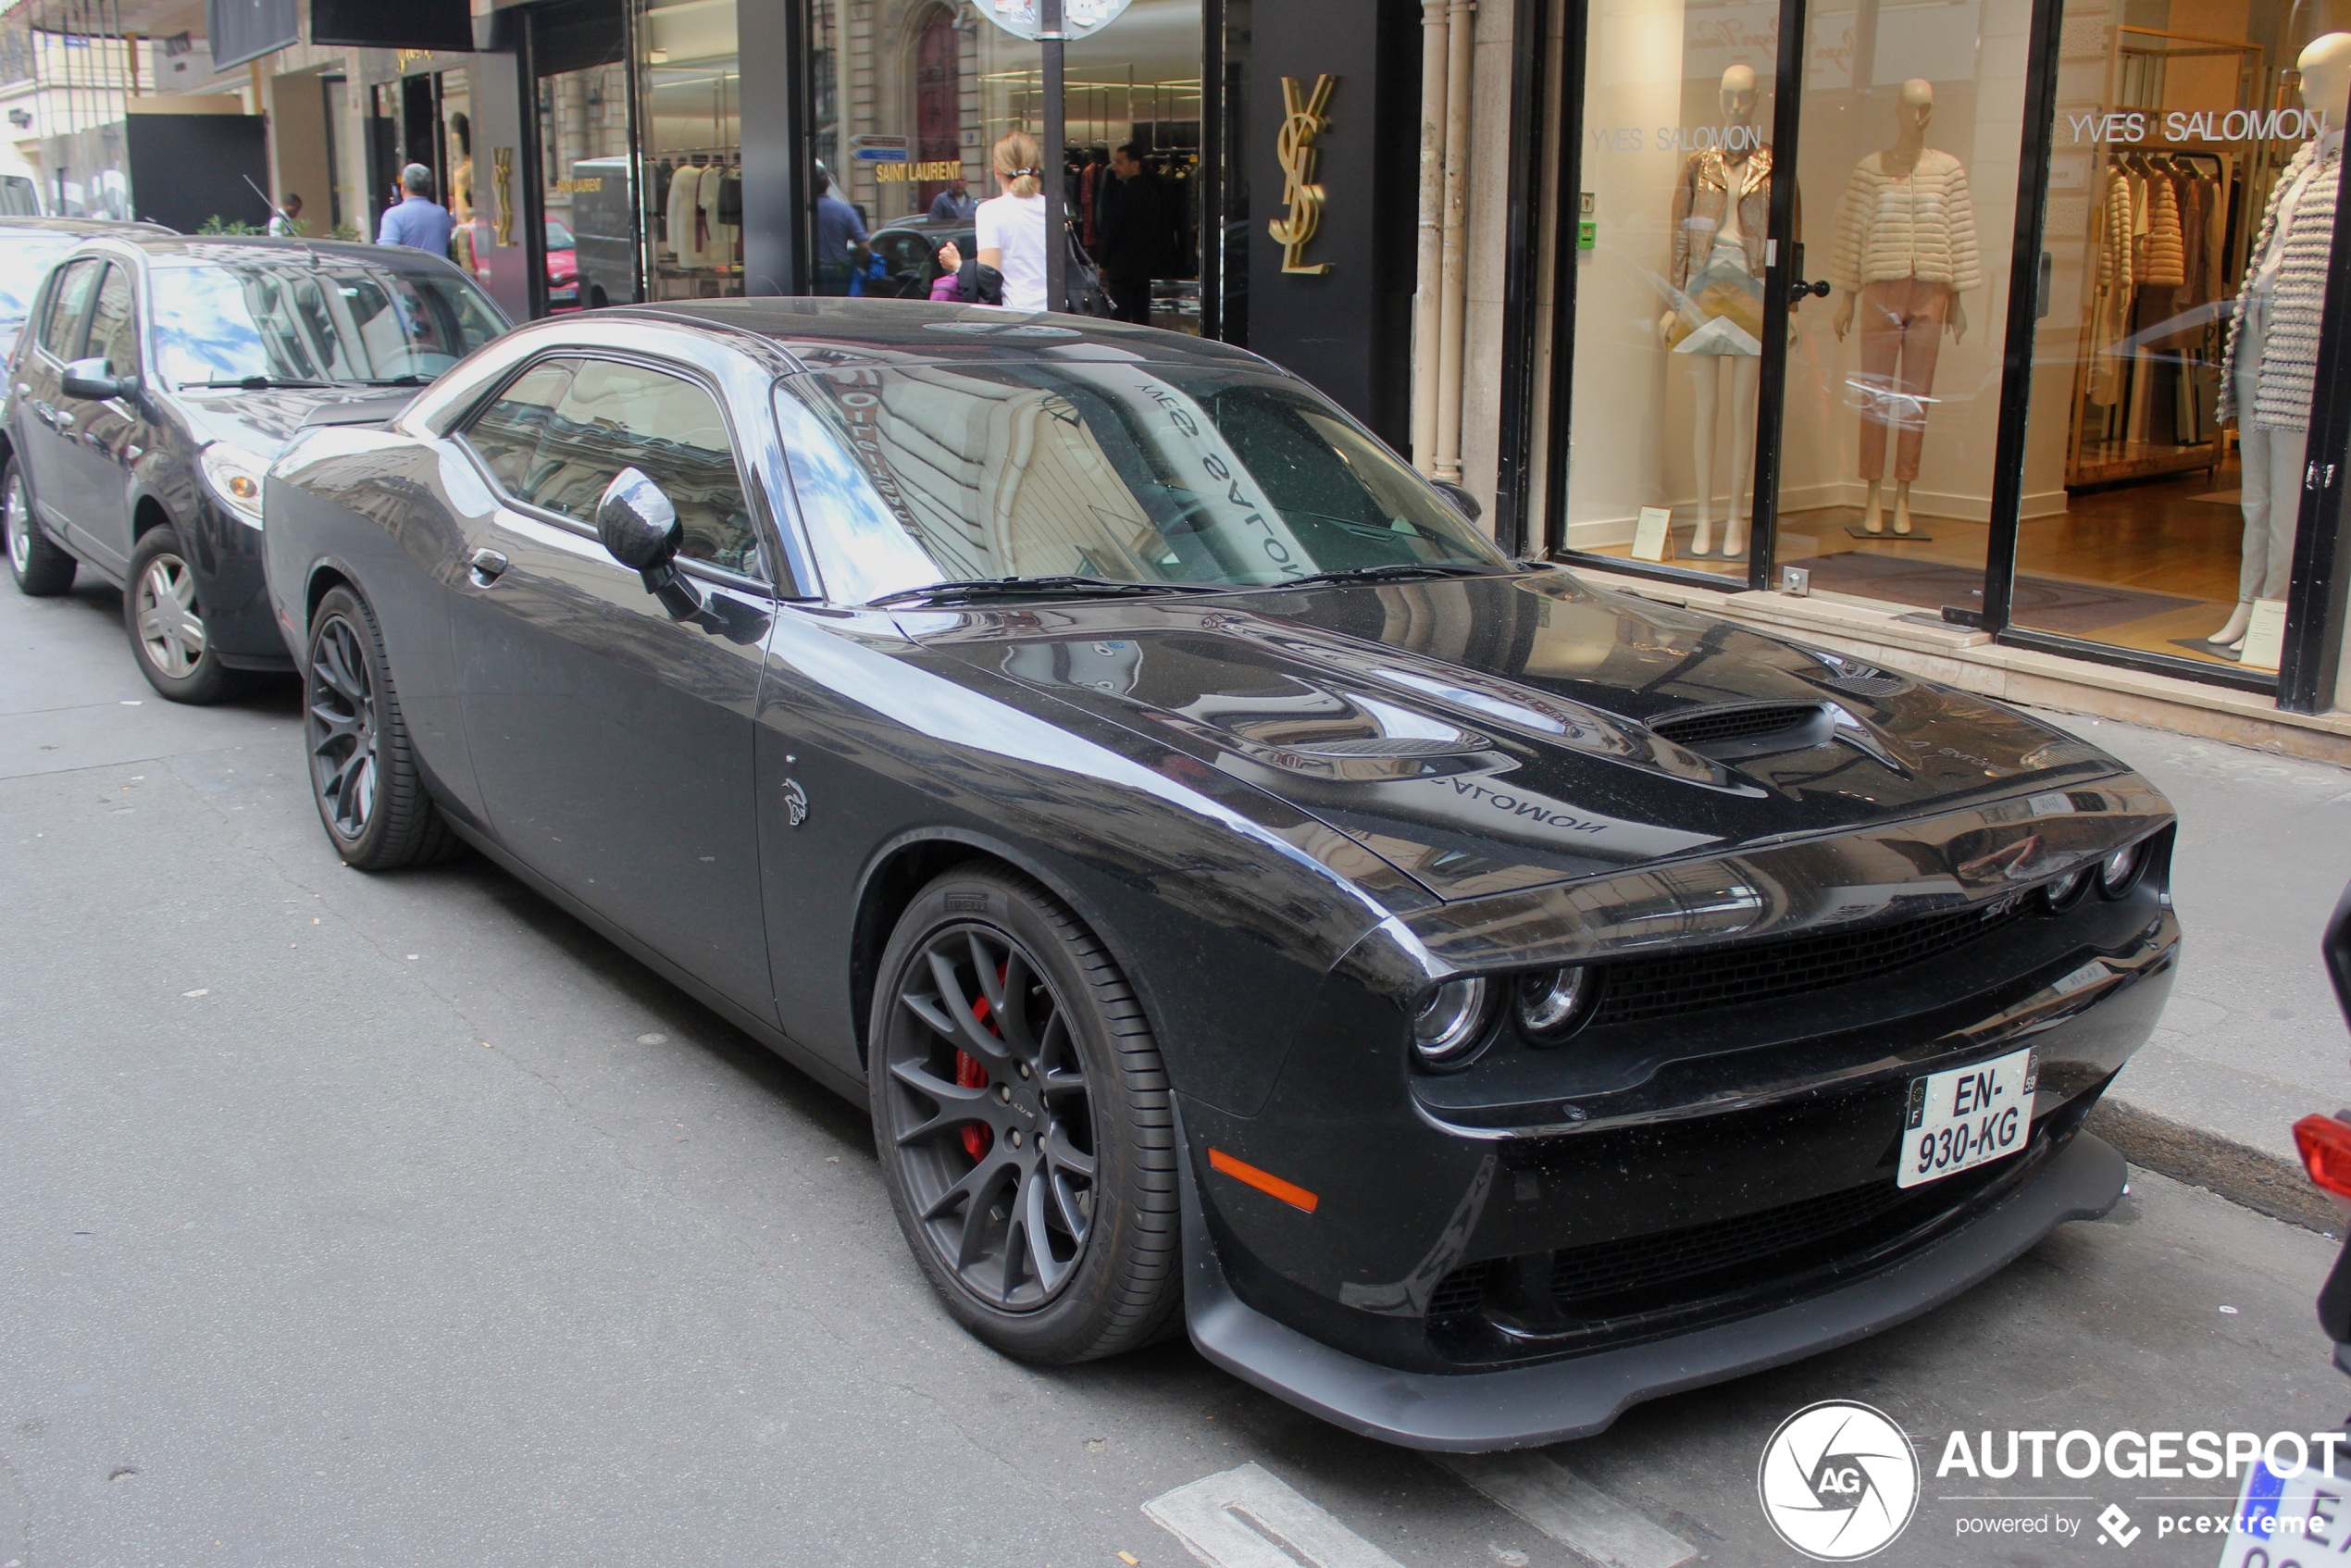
left=1898, top=1046, right=2038, bottom=1189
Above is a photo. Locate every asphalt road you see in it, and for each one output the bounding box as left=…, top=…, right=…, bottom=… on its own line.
left=3, top=572, right=2346, bottom=1568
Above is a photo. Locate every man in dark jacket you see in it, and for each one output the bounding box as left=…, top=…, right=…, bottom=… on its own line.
left=1094, top=143, right=1178, bottom=325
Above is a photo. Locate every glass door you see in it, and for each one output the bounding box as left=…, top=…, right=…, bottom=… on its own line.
left=1553, top=0, right=1793, bottom=585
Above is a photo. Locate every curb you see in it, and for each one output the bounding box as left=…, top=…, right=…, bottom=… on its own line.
left=2088, top=1099, right=2336, bottom=1235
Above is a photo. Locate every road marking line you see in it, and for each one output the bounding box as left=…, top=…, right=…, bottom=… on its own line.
left=1144, top=1462, right=1407, bottom=1568
left=1438, top=1451, right=1696, bottom=1568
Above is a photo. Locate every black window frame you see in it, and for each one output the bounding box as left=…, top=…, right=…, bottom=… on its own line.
left=33, top=256, right=103, bottom=364
left=453, top=346, right=782, bottom=595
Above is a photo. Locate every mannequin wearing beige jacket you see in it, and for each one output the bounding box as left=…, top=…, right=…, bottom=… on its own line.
left=1830, top=81, right=1981, bottom=537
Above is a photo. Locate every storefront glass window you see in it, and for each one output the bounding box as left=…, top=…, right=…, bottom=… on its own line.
left=2014, top=0, right=2345, bottom=674
left=639, top=0, right=743, bottom=301
left=803, top=0, right=1200, bottom=319
left=535, top=0, right=638, bottom=310
left=1557, top=0, right=2031, bottom=595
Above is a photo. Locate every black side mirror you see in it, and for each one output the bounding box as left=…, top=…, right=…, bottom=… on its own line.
left=595, top=466, right=703, bottom=620
left=61, top=356, right=134, bottom=401
left=1433, top=479, right=1482, bottom=523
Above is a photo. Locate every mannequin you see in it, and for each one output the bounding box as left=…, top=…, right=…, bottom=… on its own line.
left=1830, top=80, right=1980, bottom=537
left=1659, top=66, right=1772, bottom=560
left=2209, top=31, right=2351, bottom=649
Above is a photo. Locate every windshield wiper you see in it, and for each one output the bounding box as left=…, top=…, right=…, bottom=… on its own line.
left=184, top=376, right=336, bottom=391
left=358, top=373, right=430, bottom=387
left=868, top=575, right=1226, bottom=607
left=1268, top=561, right=1504, bottom=591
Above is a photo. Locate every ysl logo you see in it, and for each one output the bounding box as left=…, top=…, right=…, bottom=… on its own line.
left=1269, top=74, right=1338, bottom=275
left=492, top=147, right=515, bottom=247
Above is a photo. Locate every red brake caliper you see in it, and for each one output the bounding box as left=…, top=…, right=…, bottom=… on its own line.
left=954, top=963, right=1007, bottom=1162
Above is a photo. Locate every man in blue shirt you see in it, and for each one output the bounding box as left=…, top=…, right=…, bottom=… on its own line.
left=927, top=177, right=976, bottom=222
left=813, top=173, right=869, bottom=295
left=378, top=164, right=455, bottom=256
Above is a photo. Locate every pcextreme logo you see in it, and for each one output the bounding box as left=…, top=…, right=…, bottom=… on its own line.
left=1758, top=1400, right=1922, bottom=1561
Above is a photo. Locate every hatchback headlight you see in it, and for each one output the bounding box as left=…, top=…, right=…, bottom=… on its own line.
left=1515, top=965, right=1597, bottom=1043
left=199, top=441, right=270, bottom=527
left=1412, top=977, right=1490, bottom=1066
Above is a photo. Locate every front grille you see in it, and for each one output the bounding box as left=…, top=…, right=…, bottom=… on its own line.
left=1648, top=702, right=1822, bottom=749
left=1549, top=1180, right=1914, bottom=1304
left=1426, top=1259, right=1501, bottom=1318
left=1588, top=898, right=2030, bottom=1028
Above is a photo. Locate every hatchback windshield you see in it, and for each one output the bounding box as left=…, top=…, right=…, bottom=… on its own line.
left=779, top=358, right=1506, bottom=603
left=150, top=257, right=506, bottom=388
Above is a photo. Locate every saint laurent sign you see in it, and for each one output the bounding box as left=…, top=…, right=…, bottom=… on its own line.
left=1269, top=73, right=1338, bottom=275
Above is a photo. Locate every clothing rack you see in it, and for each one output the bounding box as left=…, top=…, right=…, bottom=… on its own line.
left=2064, top=25, right=2267, bottom=489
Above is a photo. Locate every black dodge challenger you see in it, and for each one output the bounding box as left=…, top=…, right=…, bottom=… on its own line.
left=262, top=301, right=2177, bottom=1450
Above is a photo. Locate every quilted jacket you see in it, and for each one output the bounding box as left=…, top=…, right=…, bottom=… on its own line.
left=2220, top=137, right=2341, bottom=431
left=1827, top=148, right=1983, bottom=292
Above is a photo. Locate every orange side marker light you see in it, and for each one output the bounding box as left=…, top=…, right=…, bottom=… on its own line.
left=1209, top=1147, right=1319, bottom=1213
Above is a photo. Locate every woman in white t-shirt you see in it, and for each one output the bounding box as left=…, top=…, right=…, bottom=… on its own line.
left=975, top=131, right=1050, bottom=313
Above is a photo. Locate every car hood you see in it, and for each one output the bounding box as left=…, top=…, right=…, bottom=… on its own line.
left=907, top=569, right=2126, bottom=901
left=176, top=385, right=427, bottom=454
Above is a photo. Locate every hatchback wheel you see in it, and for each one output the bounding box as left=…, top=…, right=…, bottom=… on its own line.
left=125, top=527, right=230, bottom=703
left=305, top=585, right=454, bottom=869
left=870, top=866, right=1181, bottom=1363
left=3, top=460, right=75, bottom=596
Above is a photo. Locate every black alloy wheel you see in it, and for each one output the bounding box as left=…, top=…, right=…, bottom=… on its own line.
left=305, top=586, right=454, bottom=869
left=871, top=867, right=1181, bottom=1363
left=124, top=526, right=230, bottom=703
left=3, top=459, right=75, bottom=596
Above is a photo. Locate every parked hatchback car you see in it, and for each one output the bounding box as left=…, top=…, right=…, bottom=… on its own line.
left=1, top=235, right=509, bottom=701
left=262, top=300, right=2177, bottom=1449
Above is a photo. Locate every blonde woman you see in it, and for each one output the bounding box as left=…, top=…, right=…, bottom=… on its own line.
left=975, top=131, right=1050, bottom=312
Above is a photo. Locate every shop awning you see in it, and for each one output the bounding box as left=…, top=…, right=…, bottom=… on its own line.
left=308, top=0, right=473, bottom=53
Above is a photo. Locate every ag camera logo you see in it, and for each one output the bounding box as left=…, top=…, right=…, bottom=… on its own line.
left=1758, top=1400, right=1921, bottom=1560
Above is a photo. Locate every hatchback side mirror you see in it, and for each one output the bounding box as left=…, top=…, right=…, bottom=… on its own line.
left=1433, top=479, right=1482, bottom=523
left=596, top=466, right=703, bottom=620
left=61, top=356, right=135, bottom=402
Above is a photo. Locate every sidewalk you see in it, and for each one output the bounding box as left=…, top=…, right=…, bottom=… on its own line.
left=2026, top=708, right=2351, bottom=1228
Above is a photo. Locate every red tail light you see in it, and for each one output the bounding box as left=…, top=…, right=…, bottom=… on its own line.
left=2294, top=1114, right=2351, bottom=1199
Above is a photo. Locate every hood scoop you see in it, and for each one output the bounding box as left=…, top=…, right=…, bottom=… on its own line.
left=1647, top=702, right=1832, bottom=759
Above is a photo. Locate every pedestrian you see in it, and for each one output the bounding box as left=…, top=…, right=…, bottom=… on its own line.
left=377, top=164, right=455, bottom=256
left=813, top=170, right=871, bottom=295
left=926, top=176, right=976, bottom=223
left=975, top=131, right=1049, bottom=313
left=1096, top=143, right=1175, bottom=325
left=928, top=239, right=1002, bottom=305
left=267, top=192, right=303, bottom=238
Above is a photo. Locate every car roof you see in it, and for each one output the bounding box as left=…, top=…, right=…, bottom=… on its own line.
left=0, top=217, right=173, bottom=237
left=595, top=297, right=1265, bottom=371
left=80, top=234, right=468, bottom=273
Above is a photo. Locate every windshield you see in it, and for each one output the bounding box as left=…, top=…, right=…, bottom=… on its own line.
left=777, top=359, right=1506, bottom=604
left=546, top=220, right=576, bottom=250
left=150, top=258, right=507, bottom=388
left=0, top=233, right=79, bottom=322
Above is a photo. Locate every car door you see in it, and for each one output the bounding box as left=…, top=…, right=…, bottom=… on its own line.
left=51, top=260, right=147, bottom=574
left=446, top=350, right=779, bottom=1023
left=13, top=256, right=99, bottom=541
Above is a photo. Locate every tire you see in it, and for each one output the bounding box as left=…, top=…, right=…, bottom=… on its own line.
left=124, top=525, right=231, bottom=703
left=869, top=865, right=1181, bottom=1363
left=4, top=458, right=75, bottom=596
left=304, top=585, right=455, bottom=869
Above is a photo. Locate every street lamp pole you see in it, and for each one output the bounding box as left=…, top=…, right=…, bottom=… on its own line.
left=1040, top=0, right=1066, bottom=312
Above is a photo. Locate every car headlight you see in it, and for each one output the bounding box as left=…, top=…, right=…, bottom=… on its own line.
left=199, top=441, right=270, bottom=527
left=1411, top=977, right=1490, bottom=1066
left=2043, top=864, right=2094, bottom=912
left=1515, top=965, right=1597, bottom=1043
left=2097, top=840, right=2147, bottom=898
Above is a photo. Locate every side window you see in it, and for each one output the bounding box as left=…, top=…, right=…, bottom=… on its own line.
left=86, top=264, right=139, bottom=378
left=37, top=259, right=100, bottom=359
left=459, top=360, right=575, bottom=500
left=531, top=359, right=759, bottom=577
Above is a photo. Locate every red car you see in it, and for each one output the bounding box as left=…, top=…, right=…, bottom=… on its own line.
left=545, top=219, right=579, bottom=312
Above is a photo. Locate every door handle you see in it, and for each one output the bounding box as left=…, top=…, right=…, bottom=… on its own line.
left=468, top=547, right=510, bottom=586
left=1789, top=277, right=1831, bottom=304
